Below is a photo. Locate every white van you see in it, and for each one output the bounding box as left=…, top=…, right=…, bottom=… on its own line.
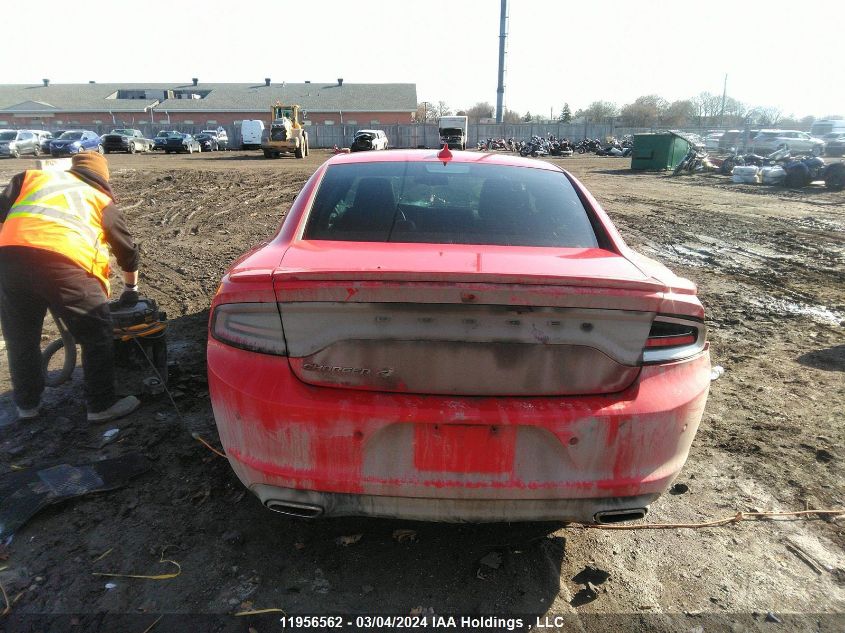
left=810, top=119, right=845, bottom=137
left=240, top=120, right=265, bottom=150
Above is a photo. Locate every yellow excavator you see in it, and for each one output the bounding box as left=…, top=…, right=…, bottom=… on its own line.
left=261, top=102, right=309, bottom=159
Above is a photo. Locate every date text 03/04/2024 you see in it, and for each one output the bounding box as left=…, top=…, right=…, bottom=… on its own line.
left=278, top=615, right=528, bottom=630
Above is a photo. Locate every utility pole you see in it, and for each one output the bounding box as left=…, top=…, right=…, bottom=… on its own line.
left=719, top=73, right=727, bottom=128
left=495, top=0, right=508, bottom=123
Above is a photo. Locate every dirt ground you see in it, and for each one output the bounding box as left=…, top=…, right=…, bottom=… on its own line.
left=0, top=149, right=842, bottom=632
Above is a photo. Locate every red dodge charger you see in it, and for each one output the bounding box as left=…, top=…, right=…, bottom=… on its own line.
left=208, top=148, right=710, bottom=523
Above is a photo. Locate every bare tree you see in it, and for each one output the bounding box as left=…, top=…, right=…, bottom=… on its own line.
left=502, top=108, right=521, bottom=124
left=663, top=100, right=695, bottom=127
left=722, top=97, right=748, bottom=126
left=415, top=102, right=438, bottom=123
left=465, top=101, right=495, bottom=124
left=435, top=101, right=452, bottom=118
left=749, top=105, right=781, bottom=127
left=691, top=92, right=722, bottom=126
left=577, top=101, right=619, bottom=123
left=620, top=95, right=667, bottom=127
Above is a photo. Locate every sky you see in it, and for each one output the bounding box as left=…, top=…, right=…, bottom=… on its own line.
left=4, top=0, right=844, bottom=118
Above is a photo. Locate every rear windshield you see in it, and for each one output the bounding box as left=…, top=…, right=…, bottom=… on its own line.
left=303, top=161, right=599, bottom=247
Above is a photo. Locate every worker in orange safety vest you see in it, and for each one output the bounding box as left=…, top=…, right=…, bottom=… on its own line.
left=0, top=151, right=141, bottom=423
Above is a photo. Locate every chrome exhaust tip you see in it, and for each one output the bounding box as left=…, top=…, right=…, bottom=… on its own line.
left=593, top=508, right=647, bottom=524
left=265, top=499, right=324, bottom=518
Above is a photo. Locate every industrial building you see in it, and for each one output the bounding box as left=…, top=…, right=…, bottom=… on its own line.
left=0, top=79, right=417, bottom=131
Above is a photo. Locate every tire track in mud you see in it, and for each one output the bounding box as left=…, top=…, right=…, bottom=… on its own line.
left=108, top=168, right=308, bottom=318
left=602, top=195, right=845, bottom=324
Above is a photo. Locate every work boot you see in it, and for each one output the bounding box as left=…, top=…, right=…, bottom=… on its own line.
left=87, top=396, right=141, bottom=423
left=16, top=405, right=40, bottom=420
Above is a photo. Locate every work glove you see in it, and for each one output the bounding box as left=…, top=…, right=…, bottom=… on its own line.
left=119, top=288, right=140, bottom=306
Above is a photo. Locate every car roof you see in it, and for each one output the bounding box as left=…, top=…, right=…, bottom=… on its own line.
left=324, top=148, right=564, bottom=172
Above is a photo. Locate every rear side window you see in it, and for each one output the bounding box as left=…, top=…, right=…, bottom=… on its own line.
left=303, top=162, right=599, bottom=248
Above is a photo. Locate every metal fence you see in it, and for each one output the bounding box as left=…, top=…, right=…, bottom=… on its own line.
left=11, top=120, right=761, bottom=150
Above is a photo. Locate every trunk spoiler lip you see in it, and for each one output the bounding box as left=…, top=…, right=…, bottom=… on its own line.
left=270, top=268, right=669, bottom=293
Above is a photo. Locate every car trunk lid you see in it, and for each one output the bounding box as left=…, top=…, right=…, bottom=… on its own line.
left=273, top=242, right=666, bottom=396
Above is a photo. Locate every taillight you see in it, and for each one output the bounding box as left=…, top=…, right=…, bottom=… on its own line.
left=642, top=315, right=705, bottom=364
left=210, top=303, right=287, bottom=355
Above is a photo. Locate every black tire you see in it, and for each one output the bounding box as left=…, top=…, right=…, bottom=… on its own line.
left=98, top=144, right=104, bottom=154
left=128, top=142, right=136, bottom=154
left=32, top=144, right=40, bottom=157
left=165, top=150, right=171, bottom=154
left=672, top=156, right=690, bottom=176
left=295, top=143, right=304, bottom=159
left=263, top=149, right=272, bottom=158
left=812, top=145, right=822, bottom=157
left=42, top=335, right=77, bottom=387
left=10, top=148, right=20, bottom=158
left=784, top=163, right=811, bottom=189
left=720, top=157, right=737, bottom=176
left=824, top=163, right=845, bottom=191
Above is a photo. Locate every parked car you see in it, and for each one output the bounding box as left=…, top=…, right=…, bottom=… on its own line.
left=822, top=132, right=845, bottom=157
left=40, top=130, right=65, bottom=153
left=201, top=129, right=228, bottom=150
left=101, top=129, right=154, bottom=154
left=162, top=133, right=201, bottom=154
left=704, top=132, right=723, bottom=150
left=717, top=129, right=760, bottom=151
left=0, top=129, right=42, bottom=157
left=350, top=129, right=389, bottom=152
left=751, top=130, right=825, bottom=156
left=194, top=133, right=219, bottom=152
left=810, top=119, right=845, bottom=138
left=50, top=130, right=102, bottom=155
left=153, top=130, right=180, bottom=151
left=207, top=149, right=711, bottom=524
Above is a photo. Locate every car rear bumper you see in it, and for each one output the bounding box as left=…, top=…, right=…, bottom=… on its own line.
left=251, top=484, right=657, bottom=523
left=208, top=340, right=710, bottom=522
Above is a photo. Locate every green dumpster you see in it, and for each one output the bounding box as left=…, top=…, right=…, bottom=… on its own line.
left=631, top=132, right=691, bottom=170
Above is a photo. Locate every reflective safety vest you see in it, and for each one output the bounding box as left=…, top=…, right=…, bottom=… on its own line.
left=0, top=170, right=113, bottom=294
